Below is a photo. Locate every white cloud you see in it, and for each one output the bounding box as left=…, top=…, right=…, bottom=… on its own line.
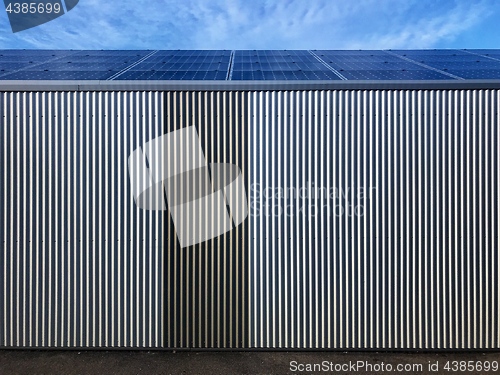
left=0, top=0, right=494, bottom=49
left=350, top=0, right=492, bottom=49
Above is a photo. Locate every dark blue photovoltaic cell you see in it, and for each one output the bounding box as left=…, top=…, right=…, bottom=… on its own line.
left=113, top=50, right=232, bottom=80
left=231, top=50, right=342, bottom=80
left=390, top=50, right=500, bottom=79
left=1, top=49, right=500, bottom=80
left=443, top=69, right=500, bottom=79
left=0, top=50, right=74, bottom=77
left=3, top=70, right=116, bottom=80
left=0, top=50, right=149, bottom=80
left=467, top=49, right=500, bottom=59
left=340, top=69, right=450, bottom=80
left=315, top=50, right=452, bottom=80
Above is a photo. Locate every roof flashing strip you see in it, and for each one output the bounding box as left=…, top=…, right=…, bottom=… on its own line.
left=2, top=79, right=500, bottom=91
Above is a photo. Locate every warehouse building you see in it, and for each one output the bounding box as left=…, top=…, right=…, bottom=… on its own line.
left=0, top=49, right=499, bottom=349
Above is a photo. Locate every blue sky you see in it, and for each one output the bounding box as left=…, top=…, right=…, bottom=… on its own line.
left=0, top=0, right=499, bottom=49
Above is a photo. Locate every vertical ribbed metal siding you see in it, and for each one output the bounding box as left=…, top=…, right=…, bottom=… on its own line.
left=1, top=88, right=499, bottom=350
left=163, top=91, right=249, bottom=348
left=0, top=91, right=164, bottom=347
left=249, top=89, right=499, bottom=349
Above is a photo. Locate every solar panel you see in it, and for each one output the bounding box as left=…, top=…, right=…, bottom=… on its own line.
left=390, top=50, right=500, bottom=79
left=2, top=70, right=115, bottom=80
left=315, top=50, right=453, bottom=80
left=0, top=50, right=150, bottom=80
left=113, top=50, right=231, bottom=80
left=1, top=50, right=500, bottom=81
left=442, top=69, right=500, bottom=79
left=231, top=50, right=342, bottom=80
left=466, top=49, right=500, bottom=60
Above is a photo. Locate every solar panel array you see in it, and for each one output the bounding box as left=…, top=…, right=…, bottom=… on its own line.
left=231, top=50, right=342, bottom=80
left=1, top=49, right=500, bottom=80
left=0, top=50, right=151, bottom=80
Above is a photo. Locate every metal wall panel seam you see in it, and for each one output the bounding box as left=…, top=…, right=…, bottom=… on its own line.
left=437, top=90, right=442, bottom=349
left=254, top=90, right=259, bottom=347
left=39, top=92, right=45, bottom=347
left=116, top=92, right=122, bottom=347
left=404, top=90, right=410, bottom=349
left=478, top=90, right=484, bottom=348
left=319, top=90, right=325, bottom=349
left=494, top=89, right=499, bottom=349
left=224, top=91, right=228, bottom=348
left=54, top=92, right=60, bottom=347
left=14, top=91, right=18, bottom=347
left=2, top=93, right=8, bottom=346
left=166, top=92, right=171, bottom=349
left=22, top=91, right=27, bottom=347
left=314, top=90, right=320, bottom=349
left=484, top=89, right=489, bottom=348
left=203, top=91, right=208, bottom=348
left=110, top=92, right=115, bottom=347
left=25, top=93, right=33, bottom=346
left=208, top=91, right=213, bottom=348
left=356, top=90, right=362, bottom=348
left=466, top=90, right=471, bottom=348
left=277, top=90, right=283, bottom=348
left=458, top=90, right=464, bottom=348
left=142, top=92, right=147, bottom=348
left=262, top=90, right=268, bottom=348
left=368, top=90, right=374, bottom=349
left=2, top=92, right=7, bottom=346
left=498, top=89, right=500, bottom=349
left=472, top=90, right=477, bottom=348
left=334, top=89, right=340, bottom=349
left=72, top=92, right=78, bottom=347
left=7, top=91, right=11, bottom=346
left=358, top=89, right=364, bottom=348
left=140, top=90, right=146, bottom=347
left=382, top=89, right=387, bottom=349
left=269, top=91, right=275, bottom=348
left=447, top=91, right=457, bottom=347
left=387, top=90, right=393, bottom=349
left=177, top=91, right=183, bottom=348
left=325, top=90, right=331, bottom=349
left=215, top=92, right=221, bottom=348
left=302, top=90, right=308, bottom=349
left=401, top=90, right=407, bottom=348
left=417, top=89, right=423, bottom=349
left=158, top=91, right=163, bottom=348
left=134, top=91, right=140, bottom=347
left=230, top=91, right=234, bottom=348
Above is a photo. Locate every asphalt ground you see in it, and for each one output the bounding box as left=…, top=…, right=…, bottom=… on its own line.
left=0, top=350, right=499, bottom=374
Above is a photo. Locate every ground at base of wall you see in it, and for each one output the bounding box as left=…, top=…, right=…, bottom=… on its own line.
left=0, top=350, right=499, bottom=374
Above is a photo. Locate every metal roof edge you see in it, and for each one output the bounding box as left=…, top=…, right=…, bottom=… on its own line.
left=1, top=79, right=500, bottom=91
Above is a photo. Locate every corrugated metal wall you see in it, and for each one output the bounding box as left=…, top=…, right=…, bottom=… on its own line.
left=1, top=88, right=499, bottom=349
left=163, top=91, right=249, bottom=348
left=249, top=89, right=499, bottom=349
left=0, top=91, right=165, bottom=347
